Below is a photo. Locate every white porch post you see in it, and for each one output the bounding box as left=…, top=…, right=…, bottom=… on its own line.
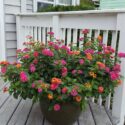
left=21, top=0, right=27, bottom=13
left=33, top=0, right=37, bottom=12
left=0, top=0, right=6, bottom=61
left=52, top=15, right=60, bottom=39
left=112, top=13, right=125, bottom=125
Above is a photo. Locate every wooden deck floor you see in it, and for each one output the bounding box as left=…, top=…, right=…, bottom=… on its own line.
left=0, top=81, right=118, bottom=125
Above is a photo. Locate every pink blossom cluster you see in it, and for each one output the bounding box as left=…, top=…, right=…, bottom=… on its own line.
left=118, top=52, right=125, bottom=58
left=50, top=83, right=59, bottom=90
left=79, top=37, right=84, bottom=41
left=54, top=104, right=60, bottom=111
left=42, top=49, right=54, bottom=57
left=61, top=45, right=70, bottom=52
left=79, top=59, right=84, bottom=65
left=47, top=32, right=54, bottom=36
left=103, top=46, right=115, bottom=54
left=48, top=41, right=60, bottom=50
left=54, top=59, right=67, bottom=65
left=82, top=29, right=89, bottom=34
left=61, top=67, right=68, bottom=77
left=110, top=71, right=120, bottom=81
left=20, top=71, right=28, bottom=83
left=72, top=70, right=83, bottom=75
left=33, top=51, right=39, bottom=57
left=23, top=54, right=30, bottom=59
left=61, top=87, right=68, bottom=94
left=70, top=89, right=78, bottom=96
left=30, top=64, right=36, bottom=73
left=23, top=48, right=30, bottom=52
left=113, top=64, right=121, bottom=72
left=84, top=49, right=94, bottom=54
left=1, top=67, right=7, bottom=74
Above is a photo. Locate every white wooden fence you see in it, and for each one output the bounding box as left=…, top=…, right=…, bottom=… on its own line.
left=16, top=10, right=125, bottom=125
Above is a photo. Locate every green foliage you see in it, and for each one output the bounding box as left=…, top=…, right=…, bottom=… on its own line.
left=0, top=30, right=123, bottom=111
left=38, top=4, right=95, bottom=12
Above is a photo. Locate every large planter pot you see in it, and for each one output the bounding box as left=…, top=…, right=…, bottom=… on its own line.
left=40, top=99, right=82, bottom=125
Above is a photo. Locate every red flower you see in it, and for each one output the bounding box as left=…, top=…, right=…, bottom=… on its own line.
left=98, top=86, right=104, bottom=93
left=82, top=29, right=89, bottom=35
left=33, top=51, right=39, bottom=57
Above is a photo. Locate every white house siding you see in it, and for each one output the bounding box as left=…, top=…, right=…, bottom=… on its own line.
left=4, top=0, right=34, bottom=62
left=4, top=0, right=21, bottom=62
left=27, top=0, right=33, bottom=12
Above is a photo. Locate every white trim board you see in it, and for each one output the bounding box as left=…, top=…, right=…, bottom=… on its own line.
left=0, top=0, right=6, bottom=61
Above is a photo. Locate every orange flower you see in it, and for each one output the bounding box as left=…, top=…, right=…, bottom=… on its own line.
left=0, top=61, right=9, bottom=65
left=86, top=53, right=92, bottom=60
left=48, top=94, right=53, bottom=100
left=117, top=80, right=122, bottom=85
left=97, top=62, right=105, bottom=69
left=89, top=72, right=97, bottom=78
left=97, top=35, right=102, bottom=41
left=16, top=64, right=21, bottom=68
left=75, top=95, right=82, bottom=102
left=51, top=78, right=62, bottom=84
left=89, top=72, right=94, bottom=76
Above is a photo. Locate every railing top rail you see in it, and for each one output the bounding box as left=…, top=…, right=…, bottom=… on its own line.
left=17, top=9, right=125, bottom=16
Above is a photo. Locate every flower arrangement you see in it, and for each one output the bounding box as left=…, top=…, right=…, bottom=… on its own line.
left=0, top=29, right=124, bottom=111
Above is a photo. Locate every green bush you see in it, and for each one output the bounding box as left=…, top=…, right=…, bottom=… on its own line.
left=38, top=5, right=95, bottom=12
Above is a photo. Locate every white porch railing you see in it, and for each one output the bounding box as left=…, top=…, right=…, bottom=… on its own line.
left=16, top=10, right=125, bottom=125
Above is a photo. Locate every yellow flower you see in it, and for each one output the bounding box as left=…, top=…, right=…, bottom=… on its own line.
left=84, top=82, right=92, bottom=89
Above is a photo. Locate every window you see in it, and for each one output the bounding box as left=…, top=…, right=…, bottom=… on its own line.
left=35, top=0, right=79, bottom=12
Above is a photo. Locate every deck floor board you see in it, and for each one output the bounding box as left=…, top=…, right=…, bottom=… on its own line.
left=0, top=81, right=118, bottom=125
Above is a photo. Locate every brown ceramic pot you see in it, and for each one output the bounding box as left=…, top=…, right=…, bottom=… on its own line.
left=40, top=99, right=81, bottom=125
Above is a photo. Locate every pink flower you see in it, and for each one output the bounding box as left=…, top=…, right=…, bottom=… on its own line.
left=54, top=44, right=60, bottom=50
left=42, top=49, right=54, bottom=57
left=62, top=87, right=68, bottom=94
left=105, top=67, right=110, bottom=73
left=23, top=48, right=30, bottom=52
left=20, top=71, right=28, bottom=83
left=26, top=35, right=32, bottom=39
left=61, top=45, right=70, bottom=52
left=48, top=41, right=54, bottom=46
left=54, top=104, right=61, bottom=111
left=33, top=59, right=38, bottom=64
left=62, top=67, right=68, bottom=77
left=84, top=49, right=94, bottom=54
left=31, top=83, right=35, bottom=88
left=72, top=70, right=77, bottom=75
left=50, top=84, right=59, bottom=90
left=61, top=60, right=67, bottom=65
left=118, top=52, right=125, bottom=58
left=78, top=70, right=83, bottom=74
left=82, top=29, right=89, bottom=34
left=79, top=37, right=84, bottom=41
left=30, top=64, right=36, bottom=73
left=33, top=51, right=39, bottom=57
left=113, top=64, right=121, bottom=72
left=23, top=54, right=30, bottom=59
left=71, top=89, right=78, bottom=96
left=110, top=71, right=119, bottom=80
left=38, top=88, right=42, bottom=93
left=47, top=32, right=54, bottom=36
left=79, top=59, right=84, bottom=65
left=1, top=67, right=7, bottom=74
